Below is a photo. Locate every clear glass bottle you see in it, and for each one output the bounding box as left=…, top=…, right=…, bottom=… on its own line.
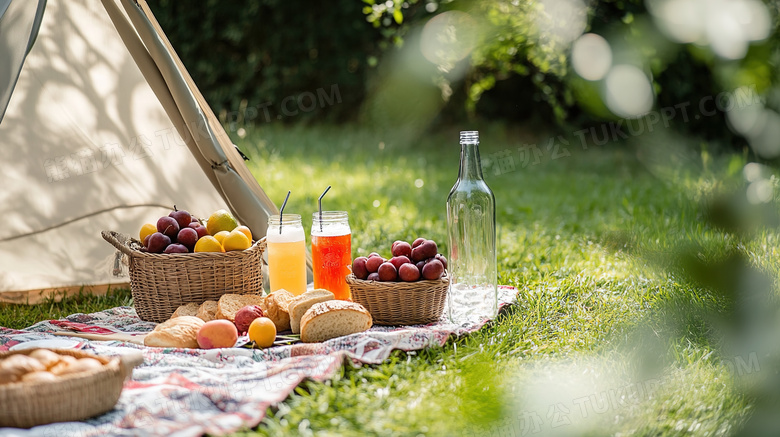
left=446, top=131, right=498, bottom=323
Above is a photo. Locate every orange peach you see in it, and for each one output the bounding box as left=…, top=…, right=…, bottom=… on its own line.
left=196, top=320, right=238, bottom=349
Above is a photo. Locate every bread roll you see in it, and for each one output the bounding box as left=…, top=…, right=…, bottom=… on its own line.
left=300, top=300, right=372, bottom=343
left=264, top=289, right=294, bottom=332
left=29, top=349, right=61, bottom=369
left=196, top=300, right=218, bottom=322
left=144, top=315, right=205, bottom=348
left=288, top=289, right=335, bottom=334
left=47, top=355, right=76, bottom=375
left=21, top=371, right=57, bottom=383
left=53, top=358, right=103, bottom=376
left=215, top=294, right=265, bottom=322
left=0, top=354, right=46, bottom=384
left=172, top=302, right=200, bottom=318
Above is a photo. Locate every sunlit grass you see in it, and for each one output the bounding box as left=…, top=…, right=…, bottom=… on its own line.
left=0, top=288, right=132, bottom=330
left=2, top=122, right=767, bottom=435
left=234, top=123, right=757, bottom=435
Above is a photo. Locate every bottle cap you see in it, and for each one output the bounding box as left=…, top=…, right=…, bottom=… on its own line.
left=460, top=131, right=479, bottom=145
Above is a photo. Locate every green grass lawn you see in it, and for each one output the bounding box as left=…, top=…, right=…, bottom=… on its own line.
left=2, top=122, right=770, bottom=435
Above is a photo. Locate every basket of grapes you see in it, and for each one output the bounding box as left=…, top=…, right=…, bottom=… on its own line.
left=346, top=238, right=448, bottom=326
left=102, top=207, right=265, bottom=323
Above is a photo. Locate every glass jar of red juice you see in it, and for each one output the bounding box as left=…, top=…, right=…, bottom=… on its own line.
left=311, top=211, right=352, bottom=300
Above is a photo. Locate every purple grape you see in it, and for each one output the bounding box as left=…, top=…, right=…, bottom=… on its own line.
left=157, top=216, right=180, bottom=241
left=147, top=232, right=171, bottom=253
left=163, top=243, right=188, bottom=254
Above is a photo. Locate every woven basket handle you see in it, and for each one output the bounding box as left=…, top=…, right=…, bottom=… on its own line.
left=118, top=350, right=144, bottom=380
left=102, top=230, right=137, bottom=257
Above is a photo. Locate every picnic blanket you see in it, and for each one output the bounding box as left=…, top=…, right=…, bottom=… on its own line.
left=0, top=286, right=516, bottom=436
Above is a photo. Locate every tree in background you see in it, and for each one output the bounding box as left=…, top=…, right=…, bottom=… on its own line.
left=147, top=0, right=381, bottom=123
left=365, top=0, right=780, bottom=151
left=149, top=0, right=780, bottom=154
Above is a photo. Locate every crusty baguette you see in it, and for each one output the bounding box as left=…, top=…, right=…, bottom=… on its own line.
left=196, top=300, right=218, bottom=322
left=264, top=289, right=294, bottom=332
left=171, top=302, right=200, bottom=318
left=144, top=316, right=204, bottom=348
left=300, top=301, right=372, bottom=343
left=288, top=289, right=335, bottom=334
left=215, top=294, right=265, bottom=322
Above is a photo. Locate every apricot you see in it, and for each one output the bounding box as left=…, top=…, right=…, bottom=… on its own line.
left=197, top=320, right=238, bottom=349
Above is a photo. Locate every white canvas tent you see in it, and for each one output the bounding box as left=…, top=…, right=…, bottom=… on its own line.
left=0, top=0, right=285, bottom=304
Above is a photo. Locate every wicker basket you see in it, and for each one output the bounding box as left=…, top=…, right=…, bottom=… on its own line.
left=0, top=348, right=143, bottom=428
left=346, top=273, right=449, bottom=325
left=103, top=230, right=266, bottom=323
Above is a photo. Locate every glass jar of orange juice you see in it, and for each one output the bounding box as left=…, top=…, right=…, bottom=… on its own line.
left=266, top=214, right=307, bottom=295
left=311, top=211, right=352, bottom=300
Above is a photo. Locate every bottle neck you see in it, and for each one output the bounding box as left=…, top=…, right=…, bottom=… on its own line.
left=458, top=143, right=484, bottom=180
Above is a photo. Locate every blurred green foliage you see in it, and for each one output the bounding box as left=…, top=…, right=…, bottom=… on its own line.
left=367, top=0, right=779, bottom=148
left=147, top=0, right=381, bottom=122
left=148, top=0, right=779, bottom=150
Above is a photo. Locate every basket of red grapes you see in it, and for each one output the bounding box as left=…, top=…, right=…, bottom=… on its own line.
left=346, top=238, right=448, bottom=325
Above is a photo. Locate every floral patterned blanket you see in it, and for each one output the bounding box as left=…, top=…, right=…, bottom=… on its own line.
left=0, top=286, right=516, bottom=436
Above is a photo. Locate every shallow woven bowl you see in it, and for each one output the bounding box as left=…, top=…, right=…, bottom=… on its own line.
left=346, top=273, right=449, bottom=325
left=0, top=348, right=142, bottom=428
left=103, top=230, right=266, bottom=323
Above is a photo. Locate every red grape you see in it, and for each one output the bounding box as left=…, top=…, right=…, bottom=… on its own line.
left=422, top=259, right=444, bottom=280
left=435, top=254, right=448, bottom=270
left=412, top=240, right=437, bottom=262
left=352, top=256, right=369, bottom=279
left=398, top=263, right=421, bottom=282
left=366, top=256, right=385, bottom=273
left=392, top=242, right=412, bottom=258
left=377, top=262, right=398, bottom=281
left=389, top=255, right=411, bottom=270
left=367, top=272, right=380, bottom=281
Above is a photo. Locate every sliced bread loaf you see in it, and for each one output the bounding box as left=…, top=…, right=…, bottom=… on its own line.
left=171, top=302, right=199, bottom=318
left=215, top=294, right=265, bottom=322
left=196, top=300, right=218, bottom=322
left=288, top=289, right=335, bottom=334
left=300, top=301, right=373, bottom=343
left=264, top=289, right=294, bottom=332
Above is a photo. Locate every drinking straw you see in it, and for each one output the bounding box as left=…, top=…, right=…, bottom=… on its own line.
left=318, top=185, right=331, bottom=232
left=279, top=190, right=291, bottom=234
